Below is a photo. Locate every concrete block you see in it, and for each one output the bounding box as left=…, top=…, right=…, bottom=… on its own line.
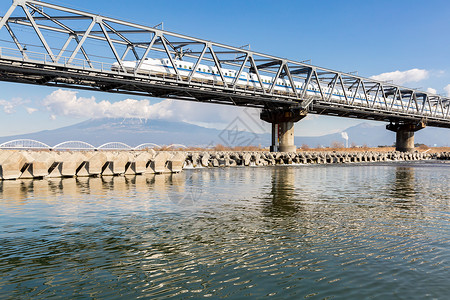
left=1, top=152, right=32, bottom=180
left=129, top=152, right=153, bottom=174
left=149, top=152, right=172, bottom=174
left=242, top=153, right=252, bottom=166
left=210, top=158, right=219, bottom=167
left=167, top=152, right=186, bottom=173
left=200, top=153, right=210, bottom=167
left=57, top=152, right=87, bottom=177
left=31, top=152, right=56, bottom=178
left=48, top=162, right=63, bottom=178
left=86, top=152, right=108, bottom=176
left=101, top=161, right=114, bottom=176
left=0, top=150, right=15, bottom=163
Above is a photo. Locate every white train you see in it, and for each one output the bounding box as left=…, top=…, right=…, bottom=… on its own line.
left=112, top=58, right=443, bottom=117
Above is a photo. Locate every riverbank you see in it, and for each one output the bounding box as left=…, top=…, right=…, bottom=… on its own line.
left=0, top=149, right=448, bottom=180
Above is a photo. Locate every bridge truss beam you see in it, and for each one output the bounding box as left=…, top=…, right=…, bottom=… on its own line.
left=0, top=0, right=449, bottom=128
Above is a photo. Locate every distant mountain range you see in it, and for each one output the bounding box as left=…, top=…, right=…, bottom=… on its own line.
left=0, top=118, right=448, bottom=148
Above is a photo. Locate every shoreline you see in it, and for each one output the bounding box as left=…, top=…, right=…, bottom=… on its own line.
left=0, top=149, right=449, bottom=181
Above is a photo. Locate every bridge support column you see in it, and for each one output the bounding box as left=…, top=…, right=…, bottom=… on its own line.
left=386, top=121, right=426, bottom=152
left=261, top=108, right=307, bottom=152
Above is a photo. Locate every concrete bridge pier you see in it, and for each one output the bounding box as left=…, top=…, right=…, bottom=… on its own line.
left=261, top=108, right=307, bottom=152
left=386, top=121, right=426, bottom=152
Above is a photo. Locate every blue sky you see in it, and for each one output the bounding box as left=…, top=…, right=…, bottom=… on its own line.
left=0, top=0, right=449, bottom=138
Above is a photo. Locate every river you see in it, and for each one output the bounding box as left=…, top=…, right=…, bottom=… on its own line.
left=1, top=161, right=449, bottom=299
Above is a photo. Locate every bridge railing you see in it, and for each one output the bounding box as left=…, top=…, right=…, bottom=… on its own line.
left=0, top=41, right=448, bottom=122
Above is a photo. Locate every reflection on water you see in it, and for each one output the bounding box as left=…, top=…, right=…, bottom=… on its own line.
left=392, top=167, right=416, bottom=199
left=0, top=162, right=449, bottom=299
left=264, top=167, right=299, bottom=216
left=0, top=173, right=187, bottom=203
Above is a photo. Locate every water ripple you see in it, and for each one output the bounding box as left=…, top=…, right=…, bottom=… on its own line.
left=0, top=162, right=449, bottom=299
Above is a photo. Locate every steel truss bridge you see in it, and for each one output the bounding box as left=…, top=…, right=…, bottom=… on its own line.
left=0, top=0, right=449, bottom=130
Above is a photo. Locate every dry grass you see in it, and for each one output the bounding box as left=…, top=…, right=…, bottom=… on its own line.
left=423, top=146, right=450, bottom=153
left=159, top=144, right=266, bottom=152
left=298, top=146, right=395, bottom=153
left=299, top=146, right=450, bottom=153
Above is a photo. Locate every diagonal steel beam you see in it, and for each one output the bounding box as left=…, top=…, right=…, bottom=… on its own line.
left=27, top=3, right=92, bottom=66
left=398, top=89, right=404, bottom=112
left=56, top=34, right=73, bottom=62
left=160, top=35, right=180, bottom=79
left=327, top=74, right=338, bottom=101
left=431, top=98, right=439, bottom=117
left=68, top=18, right=96, bottom=65
left=438, top=97, right=444, bottom=118
left=21, top=4, right=56, bottom=62
left=0, top=3, right=17, bottom=31
left=232, top=53, right=249, bottom=88
left=269, top=61, right=284, bottom=94
left=121, top=45, right=132, bottom=60
left=208, top=45, right=228, bottom=88
left=337, top=75, right=349, bottom=104
left=248, top=55, right=266, bottom=94
left=360, top=81, right=370, bottom=106
left=134, top=33, right=157, bottom=73
left=379, top=85, right=388, bottom=110
left=284, top=64, right=299, bottom=98
left=188, top=43, right=207, bottom=84
left=103, top=21, right=139, bottom=60
left=405, top=91, right=413, bottom=113
left=371, top=84, right=380, bottom=108
left=444, top=101, right=450, bottom=118
left=350, top=79, right=361, bottom=105
left=412, top=92, right=419, bottom=113
left=4, top=23, right=28, bottom=60
left=389, top=88, right=398, bottom=111
left=312, top=69, right=324, bottom=100
left=99, top=20, right=125, bottom=71
left=301, top=68, right=313, bottom=99
left=160, top=35, right=181, bottom=80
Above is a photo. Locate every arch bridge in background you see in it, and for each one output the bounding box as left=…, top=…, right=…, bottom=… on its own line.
left=0, top=139, right=51, bottom=150
left=0, top=139, right=168, bottom=151
left=53, top=141, right=96, bottom=151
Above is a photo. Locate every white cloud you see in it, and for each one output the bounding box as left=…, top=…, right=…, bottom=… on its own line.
left=0, top=100, right=15, bottom=114
left=370, top=68, right=429, bottom=85
left=426, top=87, right=437, bottom=94
left=444, top=84, right=450, bottom=96
left=43, top=89, right=174, bottom=120
left=0, top=98, right=29, bottom=114
left=25, top=107, right=38, bottom=114
left=42, top=89, right=270, bottom=133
